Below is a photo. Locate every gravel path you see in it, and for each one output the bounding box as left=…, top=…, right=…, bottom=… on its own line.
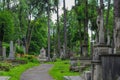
left=20, top=64, right=53, bottom=80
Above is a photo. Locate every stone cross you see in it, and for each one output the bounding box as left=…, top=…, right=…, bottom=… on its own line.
left=8, top=41, right=15, bottom=59
left=96, top=15, right=105, bottom=44
left=2, top=47, right=6, bottom=59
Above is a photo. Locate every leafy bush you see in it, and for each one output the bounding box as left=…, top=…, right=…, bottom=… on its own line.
left=16, top=45, right=24, bottom=54
left=0, top=62, right=13, bottom=71
left=0, top=11, right=14, bottom=42
left=23, top=55, right=39, bottom=63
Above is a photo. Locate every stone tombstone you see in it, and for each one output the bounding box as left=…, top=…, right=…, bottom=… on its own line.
left=8, top=41, right=15, bottom=59
left=39, top=47, right=46, bottom=58
left=60, top=46, right=65, bottom=59
left=115, top=18, right=120, bottom=53
left=82, top=45, right=88, bottom=57
left=38, top=47, right=47, bottom=62
left=2, top=47, right=6, bottom=59
left=52, top=53, right=57, bottom=61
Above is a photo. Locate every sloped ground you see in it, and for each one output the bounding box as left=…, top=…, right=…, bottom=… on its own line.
left=20, top=64, right=53, bottom=80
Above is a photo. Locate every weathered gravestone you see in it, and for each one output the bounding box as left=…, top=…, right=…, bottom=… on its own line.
left=2, top=47, right=6, bottom=60
left=8, top=41, right=15, bottom=60
left=38, top=47, right=47, bottom=62
left=52, top=53, right=57, bottom=61
left=82, top=44, right=88, bottom=57
left=60, top=46, right=65, bottom=59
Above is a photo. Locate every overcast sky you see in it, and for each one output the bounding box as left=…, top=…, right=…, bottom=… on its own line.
left=52, top=0, right=75, bottom=22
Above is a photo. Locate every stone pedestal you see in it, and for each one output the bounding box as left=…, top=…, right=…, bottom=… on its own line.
left=92, top=44, right=110, bottom=80
left=82, top=44, right=88, bottom=57
left=92, top=61, right=102, bottom=80
left=38, top=47, right=47, bottom=62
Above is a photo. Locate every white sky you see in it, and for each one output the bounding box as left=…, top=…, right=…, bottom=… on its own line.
left=51, top=0, right=75, bottom=22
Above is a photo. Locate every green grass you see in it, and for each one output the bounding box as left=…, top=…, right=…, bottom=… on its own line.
left=0, top=62, right=39, bottom=80
left=49, top=59, right=79, bottom=80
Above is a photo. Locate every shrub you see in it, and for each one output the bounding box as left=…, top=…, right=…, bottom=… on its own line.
left=16, top=45, right=24, bottom=54
left=23, top=55, right=39, bottom=63
left=0, top=62, right=13, bottom=71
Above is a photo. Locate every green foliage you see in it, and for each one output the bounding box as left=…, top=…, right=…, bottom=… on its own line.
left=49, top=59, right=79, bottom=80
left=16, top=45, right=24, bottom=54
left=0, top=63, right=39, bottom=80
left=0, top=62, right=13, bottom=71
left=23, top=55, right=39, bottom=63
left=29, top=17, right=47, bottom=54
left=0, top=11, right=14, bottom=42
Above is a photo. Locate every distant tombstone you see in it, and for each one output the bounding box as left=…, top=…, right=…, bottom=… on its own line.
left=60, top=49, right=65, bottom=59
left=8, top=41, right=15, bottom=59
left=52, top=53, right=57, bottom=61
left=2, top=47, right=6, bottom=59
left=40, top=47, right=46, bottom=58
left=60, top=45, right=65, bottom=59
left=38, top=47, right=47, bottom=62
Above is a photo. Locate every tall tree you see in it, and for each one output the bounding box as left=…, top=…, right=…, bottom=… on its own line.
left=63, top=0, right=67, bottom=57
left=54, top=0, right=61, bottom=56
left=47, top=0, right=50, bottom=60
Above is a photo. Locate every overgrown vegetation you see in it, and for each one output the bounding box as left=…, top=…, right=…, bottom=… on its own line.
left=49, top=59, right=79, bottom=80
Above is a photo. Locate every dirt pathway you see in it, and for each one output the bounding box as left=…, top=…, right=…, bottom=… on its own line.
left=20, top=64, right=53, bottom=80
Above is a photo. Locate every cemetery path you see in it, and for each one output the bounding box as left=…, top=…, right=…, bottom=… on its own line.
left=20, top=64, right=53, bottom=80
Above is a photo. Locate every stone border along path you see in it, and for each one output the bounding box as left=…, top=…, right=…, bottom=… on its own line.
left=20, top=64, right=53, bottom=80
left=0, top=76, right=10, bottom=80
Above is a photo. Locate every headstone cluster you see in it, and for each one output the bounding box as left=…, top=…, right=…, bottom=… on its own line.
left=2, top=41, right=15, bottom=60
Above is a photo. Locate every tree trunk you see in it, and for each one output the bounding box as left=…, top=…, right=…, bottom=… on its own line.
left=3, top=0, right=5, bottom=10
left=78, top=21, right=82, bottom=56
left=0, top=23, right=4, bottom=57
left=7, top=0, right=10, bottom=10
left=113, top=0, right=120, bottom=53
left=105, top=0, right=111, bottom=45
left=57, top=1, right=61, bottom=57
left=47, top=0, right=50, bottom=60
left=63, top=0, right=67, bottom=58
left=0, top=41, right=2, bottom=57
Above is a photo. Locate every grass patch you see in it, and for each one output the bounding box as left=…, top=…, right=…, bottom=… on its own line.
left=0, top=62, right=39, bottom=80
left=49, top=59, right=79, bottom=80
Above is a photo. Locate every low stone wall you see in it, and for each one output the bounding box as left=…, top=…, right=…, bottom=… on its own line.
left=101, top=54, right=120, bottom=80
